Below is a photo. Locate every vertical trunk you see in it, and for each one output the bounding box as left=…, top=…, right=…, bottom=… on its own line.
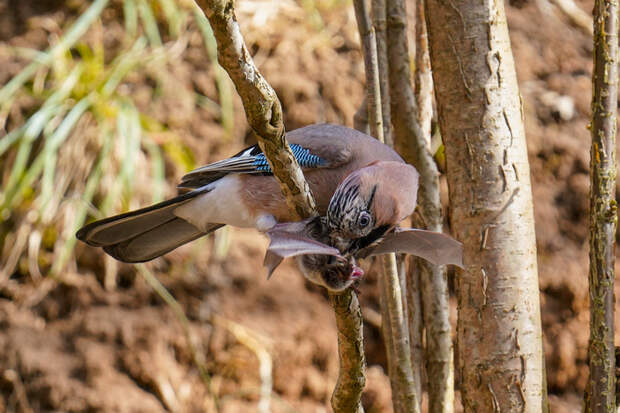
left=406, top=257, right=425, bottom=408
left=354, top=2, right=420, bottom=411
left=414, top=0, right=433, bottom=146
left=424, top=0, right=545, bottom=411
left=386, top=0, right=454, bottom=412
left=587, top=0, right=618, bottom=409
left=372, top=0, right=393, bottom=146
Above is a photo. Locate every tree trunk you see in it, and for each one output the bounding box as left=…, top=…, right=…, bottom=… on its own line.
left=587, top=0, right=618, bottom=409
left=385, top=0, right=454, bottom=411
left=424, top=0, right=546, bottom=411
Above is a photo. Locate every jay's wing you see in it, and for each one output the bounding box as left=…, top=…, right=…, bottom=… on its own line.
left=358, top=228, right=464, bottom=268
left=179, top=144, right=328, bottom=189
left=178, top=124, right=370, bottom=189
left=264, top=221, right=342, bottom=278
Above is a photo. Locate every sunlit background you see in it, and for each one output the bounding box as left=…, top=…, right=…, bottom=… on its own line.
left=0, top=0, right=613, bottom=411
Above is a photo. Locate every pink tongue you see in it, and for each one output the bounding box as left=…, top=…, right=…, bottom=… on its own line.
left=351, top=266, right=364, bottom=279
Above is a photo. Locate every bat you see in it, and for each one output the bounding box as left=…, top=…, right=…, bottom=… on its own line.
left=264, top=222, right=342, bottom=278
left=264, top=220, right=464, bottom=276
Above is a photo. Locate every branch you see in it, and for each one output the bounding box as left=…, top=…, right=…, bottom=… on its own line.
left=192, top=4, right=370, bottom=412
left=329, top=290, right=366, bottom=413
left=386, top=0, right=455, bottom=412
left=353, top=0, right=384, bottom=143
left=372, top=0, right=393, bottom=146
left=354, top=1, right=420, bottom=411
left=194, top=0, right=315, bottom=219
left=414, top=0, right=433, bottom=146
left=381, top=253, right=420, bottom=412
left=587, top=0, right=618, bottom=408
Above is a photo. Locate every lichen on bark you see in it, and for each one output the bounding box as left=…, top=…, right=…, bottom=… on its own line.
left=587, top=0, right=618, bottom=410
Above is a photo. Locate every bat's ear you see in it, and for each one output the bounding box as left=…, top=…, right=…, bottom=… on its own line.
left=264, top=251, right=284, bottom=279
left=359, top=228, right=464, bottom=269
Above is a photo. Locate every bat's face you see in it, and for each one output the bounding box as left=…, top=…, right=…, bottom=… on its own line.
left=297, top=253, right=363, bottom=292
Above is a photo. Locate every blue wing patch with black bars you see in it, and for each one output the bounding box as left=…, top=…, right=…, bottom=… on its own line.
left=253, top=144, right=326, bottom=172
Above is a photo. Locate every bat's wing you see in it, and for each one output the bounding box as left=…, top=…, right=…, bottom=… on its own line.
left=264, top=222, right=342, bottom=278
left=359, top=228, right=464, bottom=269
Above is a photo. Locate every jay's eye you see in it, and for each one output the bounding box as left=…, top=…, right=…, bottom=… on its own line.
left=358, top=212, right=371, bottom=228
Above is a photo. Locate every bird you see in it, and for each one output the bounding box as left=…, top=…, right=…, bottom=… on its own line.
left=76, top=124, right=406, bottom=263
left=264, top=161, right=419, bottom=291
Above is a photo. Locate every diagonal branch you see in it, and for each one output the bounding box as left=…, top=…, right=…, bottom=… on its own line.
left=194, top=0, right=315, bottom=219
left=194, top=3, right=367, bottom=412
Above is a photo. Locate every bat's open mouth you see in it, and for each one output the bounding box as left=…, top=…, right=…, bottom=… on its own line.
left=350, top=266, right=364, bottom=280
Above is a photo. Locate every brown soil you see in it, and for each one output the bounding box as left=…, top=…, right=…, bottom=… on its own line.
left=0, top=0, right=614, bottom=412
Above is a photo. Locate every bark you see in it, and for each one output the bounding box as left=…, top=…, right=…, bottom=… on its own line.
left=424, top=0, right=545, bottom=411
left=386, top=0, right=454, bottom=412
left=414, top=0, right=433, bottom=147
left=330, top=290, right=366, bottom=413
left=381, top=254, right=421, bottom=412
left=406, top=256, right=425, bottom=409
left=194, top=0, right=315, bottom=219
left=587, top=0, right=618, bottom=409
left=353, top=0, right=384, bottom=143
left=354, top=96, right=370, bottom=135
left=372, top=0, right=393, bottom=146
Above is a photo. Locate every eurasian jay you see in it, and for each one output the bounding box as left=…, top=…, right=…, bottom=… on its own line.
left=76, top=124, right=405, bottom=263
left=269, top=161, right=419, bottom=291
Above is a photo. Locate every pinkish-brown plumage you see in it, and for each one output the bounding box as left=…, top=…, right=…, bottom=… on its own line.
left=325, top=161, right=419, bottom=254
left=77, top=124, right=406, bottom=263
left=237, top=124, right=404, bottom=223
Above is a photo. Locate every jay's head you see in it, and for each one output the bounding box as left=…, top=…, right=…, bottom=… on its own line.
left=326, top=161, right=419, bottom=255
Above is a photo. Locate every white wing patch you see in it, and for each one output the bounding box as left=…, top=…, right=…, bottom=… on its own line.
left=174, top=175, right=258, bottom=231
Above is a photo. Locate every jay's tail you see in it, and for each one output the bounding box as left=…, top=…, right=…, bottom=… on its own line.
left=76, top=190, right=222, bottom=263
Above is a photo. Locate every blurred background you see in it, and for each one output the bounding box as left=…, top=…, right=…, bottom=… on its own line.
left=0, top=0, right=614, bottom=411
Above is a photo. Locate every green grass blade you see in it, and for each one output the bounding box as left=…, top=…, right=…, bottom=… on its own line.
left=193, top=5, right=234, bottom=138
left=0, top=0, right=109, bottom=104
left=101, top=37, right=148, bottom=97
left=119, top=102, right=142, bottom=200
left=51, top=128, right=113, bottom=276
left=144, top=138, right=166, bottom=203
left=2, top=96, right=92, bottom=211
left=124, top=0, right=139, bottom=38
left=138, top=0, right=163, bottom=48
left=158, top=0, right=183, bottom=37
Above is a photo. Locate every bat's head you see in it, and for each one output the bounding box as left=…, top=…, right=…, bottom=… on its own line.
left=326, top=161, right=419, bottom=255
left=297, top=254, right=364, bottom=292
